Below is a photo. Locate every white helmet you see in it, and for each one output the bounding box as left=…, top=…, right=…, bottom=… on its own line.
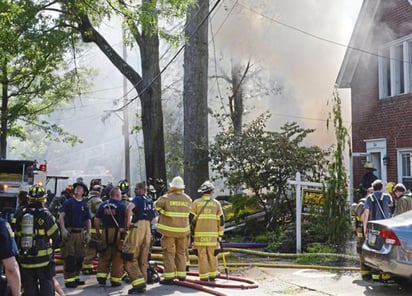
left=198, top=180, right=215, bottom=193
left=169, top=176, right=185, bottom=189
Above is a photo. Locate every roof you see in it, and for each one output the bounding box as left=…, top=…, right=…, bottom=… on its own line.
left=336, top=0, right=381, bottom=88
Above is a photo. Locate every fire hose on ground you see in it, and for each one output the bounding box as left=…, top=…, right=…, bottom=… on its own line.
left=53, top=247, right=360, bottom=295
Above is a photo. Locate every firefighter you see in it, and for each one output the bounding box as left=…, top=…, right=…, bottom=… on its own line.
left=48, top=185, right=74, bottom=220
left=122, top=182, right=156, bottom=294
left=363, top=179, right=391, bottom=235
left=95, top=187, right=127, bottom=287
left=59, top=178, right=92, bottom=288
left=392, top=183, right=412, bottom=216
left=359, top=162, right=378, bottom=198
left=148, top=185, right=157, bottom=201
left=353, top=186, right=372, bottom=280
left=190, top=181, right=224, bottom=281
left=82, top=182, right=103, bottom=274
left=0, top=216, right=21, bottom=296
left=15, top=184, right=60, bottom=296
left=155, top=178, right=168, bottom=200
left=155, top=176, right=192, bottom=284
left=118, top=179, right=131, bottom=206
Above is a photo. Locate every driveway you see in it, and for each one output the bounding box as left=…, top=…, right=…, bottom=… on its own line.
left=56, top=267, right=412, bottom=295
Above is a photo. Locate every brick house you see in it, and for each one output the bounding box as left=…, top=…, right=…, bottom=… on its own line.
left=336, top=0, right=412, bottom=197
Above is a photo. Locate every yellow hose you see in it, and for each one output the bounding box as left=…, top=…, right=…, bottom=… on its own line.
left=151, top=260, right=359, bottom=272
left=223, top=247, right=358, bottom=261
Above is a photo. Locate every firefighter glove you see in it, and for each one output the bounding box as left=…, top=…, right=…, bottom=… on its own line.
left=61, top=228, right=70, bottom=241
left=84, top=233, right=91, bottom=245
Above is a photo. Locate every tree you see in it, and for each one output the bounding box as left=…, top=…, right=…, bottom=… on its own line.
left=0, top=0, right=85, bottom=158
left=183, top=0, right=209, bottom=198
left=320, top=89, right=351, bottom=251
left=210, top=113, right=327, bottom=223
left=213, top=59, right=251, bottom=135
left=47, top=0, right=192, bottom=181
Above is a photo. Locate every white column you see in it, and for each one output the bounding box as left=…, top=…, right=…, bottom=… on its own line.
left=296, top=172, right=302, bottom=254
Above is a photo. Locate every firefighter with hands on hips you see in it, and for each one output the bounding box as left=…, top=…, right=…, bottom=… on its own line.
left=0, top=216, right=21, bottom=296
left=190, top=181, right=225, bottom=282
left=82, top=180, right=103, bottom=275
left=118, top=179, right=131, bottom=206
left=155, top=176, right=192, bottom=285
left=59, top=178, right=92, bottom=288
left=122, top=182, right=156, bottom=294
left=94, top=187, right=127, bottom=287
left=14, top=184, right=60, bottom=296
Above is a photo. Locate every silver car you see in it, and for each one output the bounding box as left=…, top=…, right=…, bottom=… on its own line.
left=363, top=210, right=412, bottom=283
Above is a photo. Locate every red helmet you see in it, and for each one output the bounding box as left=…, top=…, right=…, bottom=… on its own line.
left=65, top=185, right=74, bottom=194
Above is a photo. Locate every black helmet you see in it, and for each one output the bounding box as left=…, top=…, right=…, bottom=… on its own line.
left=89, top=178, right=102, bottom=191
left=118, top=179, right=129, bottom=194
left=73, top=178, right=89, bottom=196
left=102, top=182, right=113, bottom=199
left=28, top=184, right=47, bottom=203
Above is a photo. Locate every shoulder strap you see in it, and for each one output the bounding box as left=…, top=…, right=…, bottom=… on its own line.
left=374, top=194, right=386, bottom=219
left=107, top=200, right=120, bottom=228
left=192, top=199, right=210, bottom=226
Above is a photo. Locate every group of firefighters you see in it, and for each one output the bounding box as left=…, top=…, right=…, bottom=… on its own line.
left=351, top=161, right=412, bottom=281
left=2, top=175, right=225, bottom=295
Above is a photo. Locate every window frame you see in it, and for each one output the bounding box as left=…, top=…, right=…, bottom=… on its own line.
left=397, top=148, right=412, bottom=186
left=378, top=34, right=412, bottom=99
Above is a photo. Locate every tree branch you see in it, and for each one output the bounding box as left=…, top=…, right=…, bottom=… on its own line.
left=77, top=14, right=144, bottom=94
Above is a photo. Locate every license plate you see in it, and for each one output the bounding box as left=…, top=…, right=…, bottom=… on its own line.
left=368, top=233, right=376, bottom=245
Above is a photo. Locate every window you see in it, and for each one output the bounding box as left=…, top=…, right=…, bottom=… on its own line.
left=399, top=150, right=412, bottom=190
left=378, top=35, right=412, bottom=98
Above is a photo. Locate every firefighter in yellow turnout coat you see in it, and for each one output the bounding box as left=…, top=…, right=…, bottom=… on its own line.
left=191, top=181, right=224, bottom=281
left=155, top=176, right=192, bottom=284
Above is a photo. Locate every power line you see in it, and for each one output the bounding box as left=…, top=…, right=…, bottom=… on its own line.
left=235, top=1, right=410, bottom=65
left=112, top=0, right=224, bottom=112
left=109, top=1, right=213, bottom=106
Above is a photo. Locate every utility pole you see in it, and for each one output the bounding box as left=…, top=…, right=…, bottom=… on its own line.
left=122, top=36, right=130, bottom=182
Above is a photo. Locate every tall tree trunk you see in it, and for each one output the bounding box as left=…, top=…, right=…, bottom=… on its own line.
left=183, top=0, right=209, bottom=199
left=78, top=14, right=166, bottom=182
left=0, top=61, right=8, bottom=159
left=230, top=61, right=244, bottom=135
left=140, top=27, right=166, bottom=182
left=229, top=59, right=250, bottom=135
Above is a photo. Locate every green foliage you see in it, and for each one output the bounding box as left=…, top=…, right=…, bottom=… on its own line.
left=229, top=194, right=260, bottom=220
left=0, top=0, right=90, bottom=157
left=210, top=112, right=328, bottom=224
left=87, top=0, right=195, bottom=47
left=320, top=89, right=352, bottom=251
left=164, top=128, right=183, bottom=180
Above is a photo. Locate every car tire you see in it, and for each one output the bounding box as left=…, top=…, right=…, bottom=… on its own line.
left=361, top=274, right=372, bottom=281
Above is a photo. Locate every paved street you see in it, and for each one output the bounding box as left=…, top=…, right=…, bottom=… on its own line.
left=55, top=267, right=412, bottom=295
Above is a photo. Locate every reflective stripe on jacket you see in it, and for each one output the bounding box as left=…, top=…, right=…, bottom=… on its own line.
left=155, top=191, right=192, bottom=238
left=191, top=195, right=224, bottom=247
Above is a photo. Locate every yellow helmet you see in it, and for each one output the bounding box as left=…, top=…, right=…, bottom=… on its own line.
left=28, top=184, right=46, bottom=203
left=387, top=182, right=396, bottom=194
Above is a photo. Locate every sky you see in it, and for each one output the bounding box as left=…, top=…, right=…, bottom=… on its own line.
left=8, top=0, right=363, bottom=189
left=208, top=0, right=363, bottom=146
